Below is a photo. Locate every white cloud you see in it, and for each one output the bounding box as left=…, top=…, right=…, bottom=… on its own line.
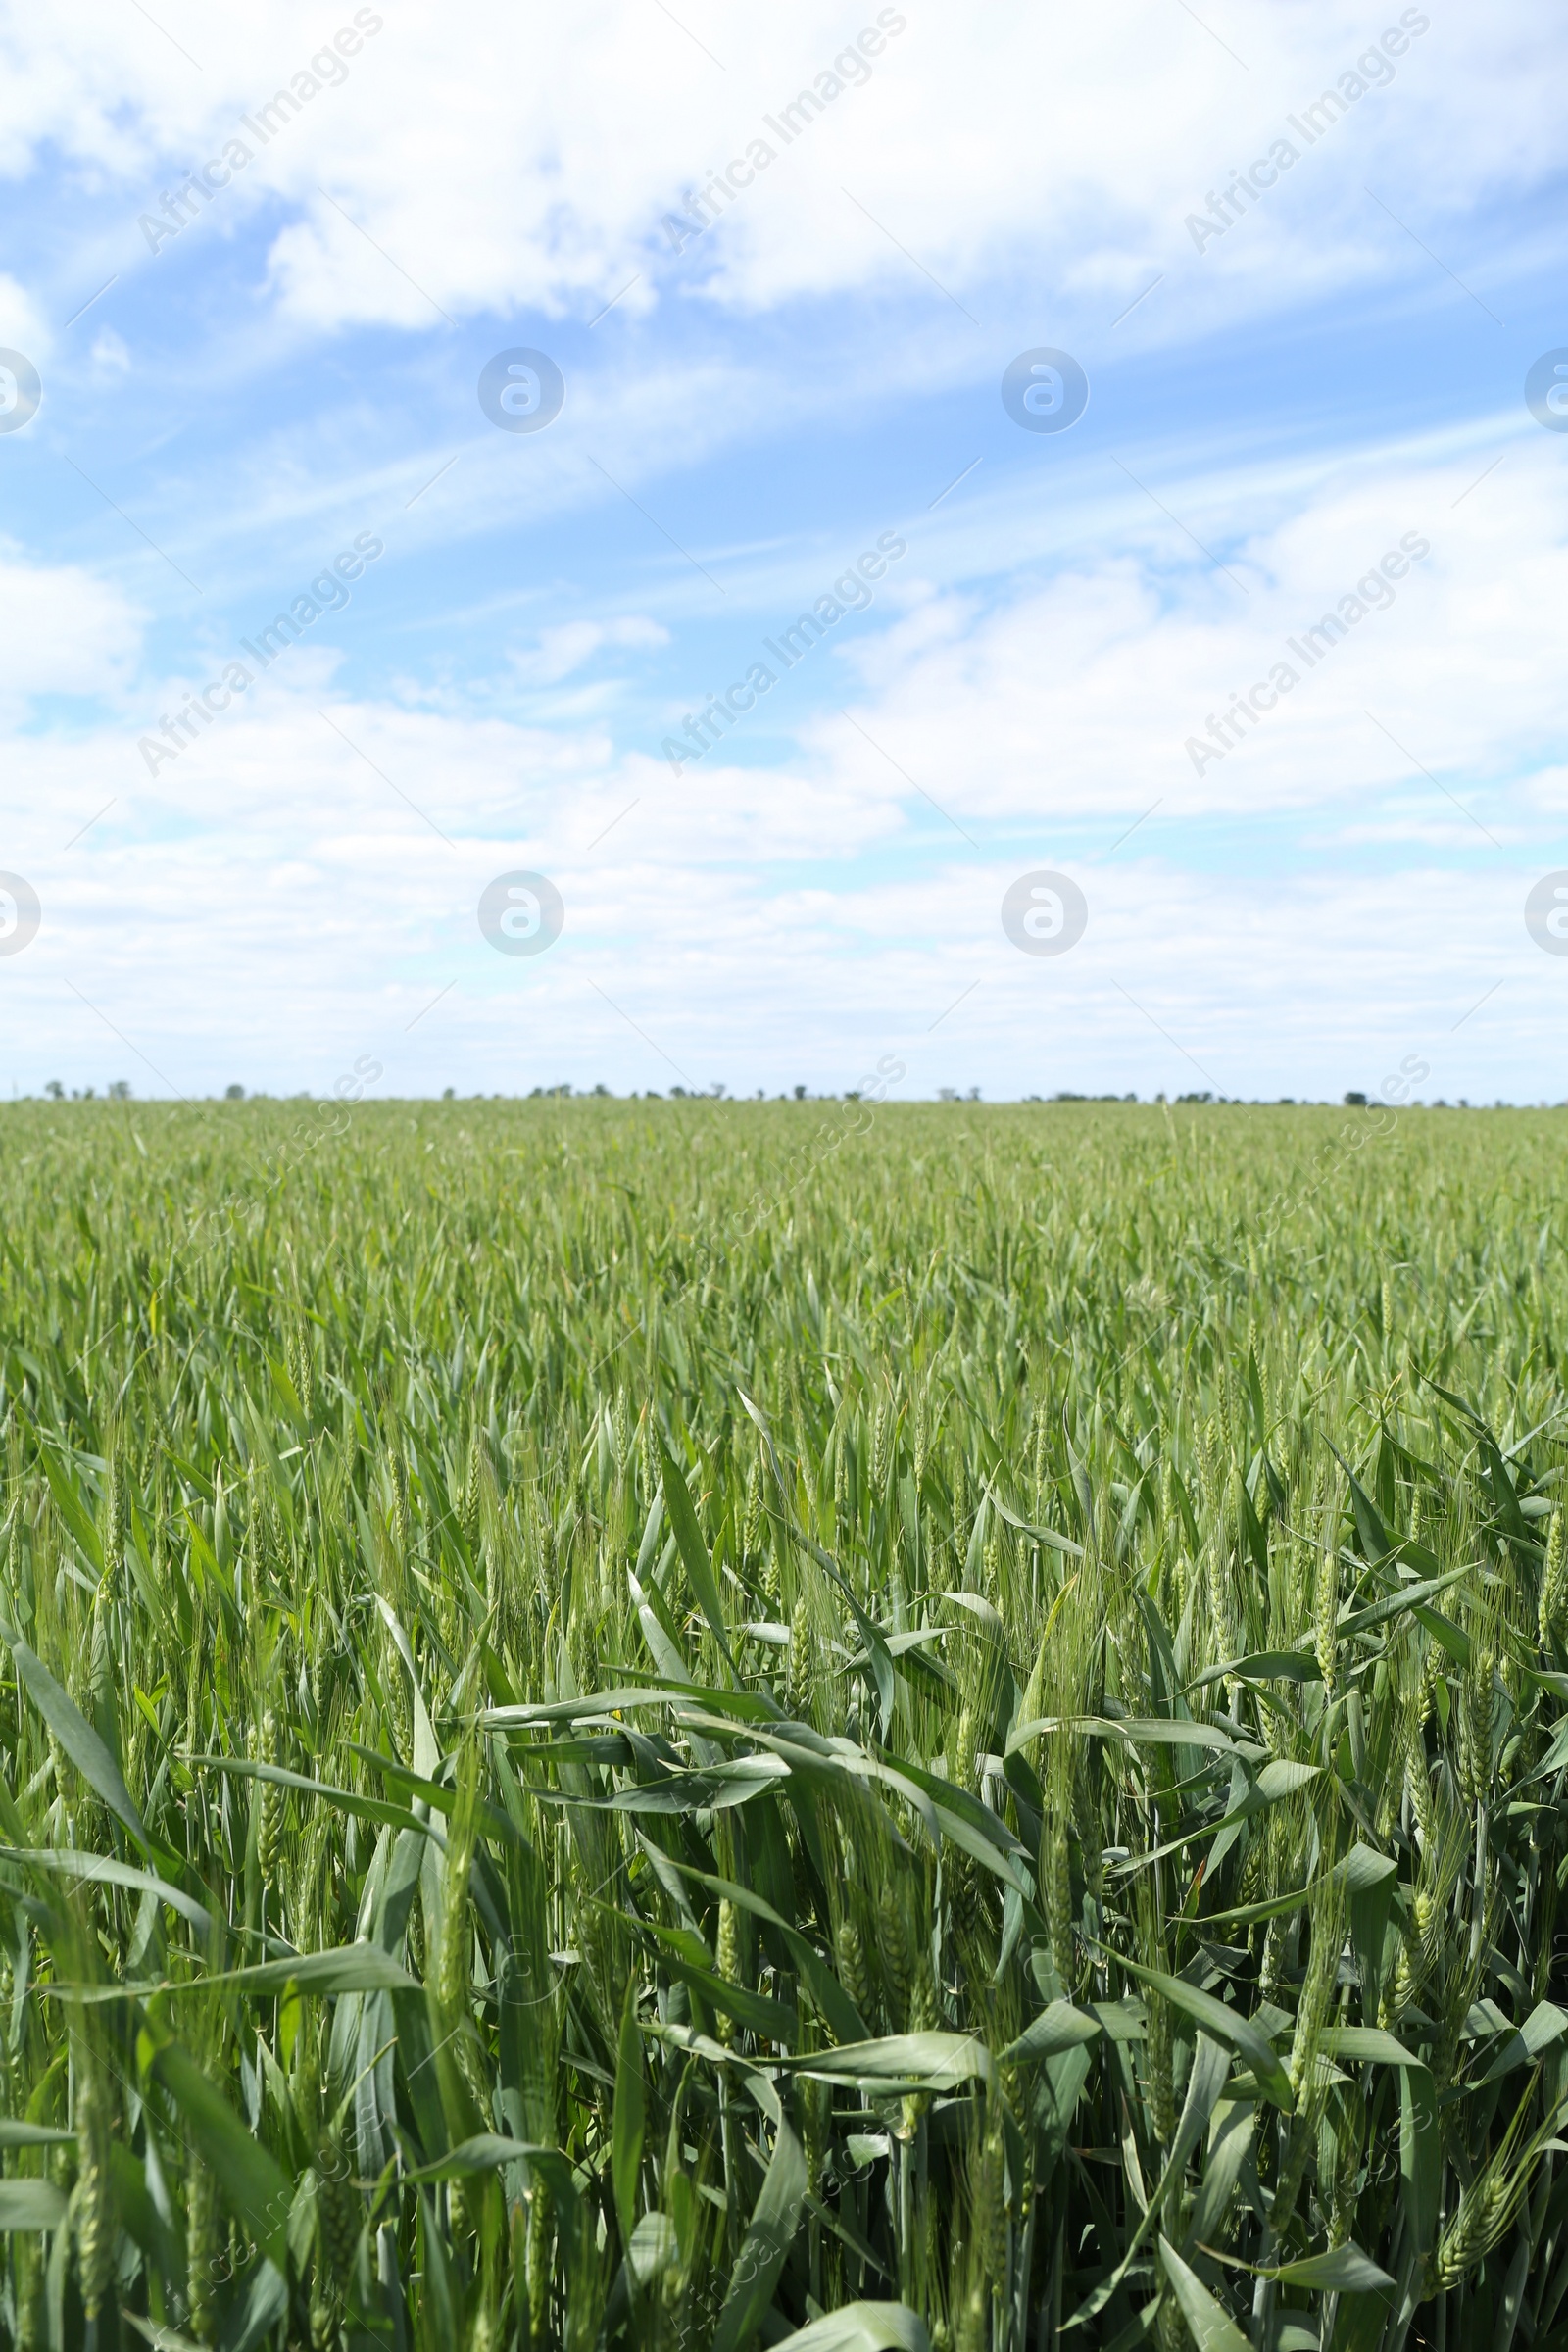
left=509, top=617, right=668, bottom=685
left=0, top=544, right=1556, bottom=1105
left=812, top=433, right=1567, bottom=833
left=3, top=309, right=1567, bottom=1101
left=0, top=271, right=49, bottom=364
left=0, top=1, right=1558, bottom=343
left=0, top=545, right=143, bottom=721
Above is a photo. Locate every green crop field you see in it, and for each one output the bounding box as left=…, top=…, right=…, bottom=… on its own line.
left=2, top=1095, right=1568, bottom=2352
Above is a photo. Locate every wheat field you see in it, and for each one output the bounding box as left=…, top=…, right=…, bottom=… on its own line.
left=0, top=1095, right=1565, bottom=2352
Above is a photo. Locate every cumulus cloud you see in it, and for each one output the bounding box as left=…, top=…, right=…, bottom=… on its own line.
left=0, top=2, right=1556, bottom=339
left=509, top=617, right=669, bottom=686
left=0, top=422, right=1563, bottom=1103
left=0, top=545, right=144, bottom=721
left=0, top=270, right=49, bottom=363
left=822, top=434, right=1564, bottom=832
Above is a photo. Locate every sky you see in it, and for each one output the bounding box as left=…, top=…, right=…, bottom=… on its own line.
left=0, top=0, right=1565, bottom=1104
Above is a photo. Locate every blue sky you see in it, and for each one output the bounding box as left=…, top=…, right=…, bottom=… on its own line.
left=1, top=0, right=1566, bottom=1102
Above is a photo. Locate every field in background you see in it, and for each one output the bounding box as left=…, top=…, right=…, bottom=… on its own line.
left=0, top=1099, right=1567, bottom=2350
